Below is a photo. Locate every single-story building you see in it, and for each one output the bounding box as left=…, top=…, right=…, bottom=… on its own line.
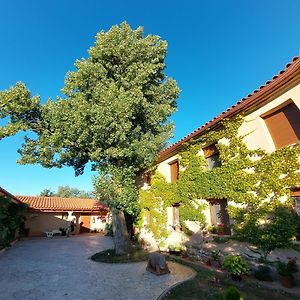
left=17, top=195, right=109, bottom=236
left=0, top=186, right=25, bottom=245
left=0, top=186, right=22, bottom=204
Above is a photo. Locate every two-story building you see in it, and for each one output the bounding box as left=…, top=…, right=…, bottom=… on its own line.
left=139, top=55, right=300, bottom=249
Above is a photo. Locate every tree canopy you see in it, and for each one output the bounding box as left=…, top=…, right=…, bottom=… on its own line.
left=40, top=186, right=94, bottom=199
left=0, top=22, right=179, bottom=214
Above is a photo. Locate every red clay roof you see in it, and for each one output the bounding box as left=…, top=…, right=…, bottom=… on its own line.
left=158, top=55, right=300, bottom=162
left=16, top=196, right=108, bottom=211
left=0, top=186, right=21, bottom=204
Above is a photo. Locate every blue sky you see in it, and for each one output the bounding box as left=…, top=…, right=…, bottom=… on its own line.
left=0, top=0, right=300, bottom=195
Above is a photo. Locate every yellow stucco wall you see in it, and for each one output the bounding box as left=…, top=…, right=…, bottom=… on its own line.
left=25, top=212, right=69, bottom=236
left=239, top=83, right=300, bottom=152
left=25, top=211, right=107, bottom=236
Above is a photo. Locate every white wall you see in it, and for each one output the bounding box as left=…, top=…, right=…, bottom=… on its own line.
left=239, top=83, right=300, bottom=152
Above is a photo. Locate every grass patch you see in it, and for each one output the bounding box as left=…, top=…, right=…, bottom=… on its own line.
left=91, top=246, right=149, bottom=263
left=163, top=256, right=300, bottom=300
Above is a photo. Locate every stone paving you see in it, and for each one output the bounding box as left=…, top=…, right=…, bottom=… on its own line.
left=0, top=235, right=195, bottom=300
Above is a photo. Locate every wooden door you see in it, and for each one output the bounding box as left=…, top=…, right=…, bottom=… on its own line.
left=80, top=214, right=91, bottom=233
left=209, top=199, right=231, bottom=234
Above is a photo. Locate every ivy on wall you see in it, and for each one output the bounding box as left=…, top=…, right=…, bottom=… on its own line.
left=0, top=196, right=27, bottom=247
left=139, top=116, right=300, bottom=253
left=139, top=173, right=206, bottom=244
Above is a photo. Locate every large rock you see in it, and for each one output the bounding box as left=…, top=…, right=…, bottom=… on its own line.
left=146, top=252, right=170, bottom=275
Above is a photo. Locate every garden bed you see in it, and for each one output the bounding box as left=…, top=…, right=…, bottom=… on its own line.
left=91, top=247, right=149, bottom=263
left=163, top=256, right=300, bottom=300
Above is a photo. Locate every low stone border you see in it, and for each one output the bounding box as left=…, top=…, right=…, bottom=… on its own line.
left=156, top=266, right=197, bottom=300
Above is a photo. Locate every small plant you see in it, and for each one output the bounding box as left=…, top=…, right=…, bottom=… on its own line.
left=276, top=261, right=294, bottom=288
left=211, top=249, right=221, bottom=261
left=223, top=286, right=243, bottom=300
left=254, top=265, right=272, bottom=281
left=208, top=224, right=224, bottom=234
left=168, top=244, right=183, bottom=255
left=222, top=255, right=249, bottom=281
left=277, top=261, right=293, bottom=277
left=287, top=257, right=298, bottom=273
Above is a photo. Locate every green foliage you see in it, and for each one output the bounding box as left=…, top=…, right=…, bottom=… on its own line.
left=139, top=175, right=169, bottom=241
left=223, top=286, right=243, bottom=300
left=173, top=116, right=299, bottom=256
left=0, top=22, right=179, bottom=217
left=222, top=255, right=249, bottom=276
left=40, top=185, right=94, bottom=198
left=276, top=261, right=293, bottom=277
left=139, top=172, right=207, bottom=243
left=94, top=166, right=139, bottom=216
left=211, top=249, right=222, bottom=261
left=254, top=265, right=272, bottom=281
left=0, top=196, right=27, bottom=246
left=287, top=258, right=298, bottom=273
left=231, top=204, right=297, bottom=259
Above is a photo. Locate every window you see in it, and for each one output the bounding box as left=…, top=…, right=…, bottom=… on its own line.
left=292, top=188, right=300, bottom=217
left=203, top=144, right=221, bottom=170
left=169, top=160, right=179, bottom=182
left=294, top=197, right=300, bottom=217
left=263, top=102, right=300, bottom=149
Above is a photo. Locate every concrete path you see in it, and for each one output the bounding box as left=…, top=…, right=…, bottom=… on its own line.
left=0, top=235, right=195, bottom=300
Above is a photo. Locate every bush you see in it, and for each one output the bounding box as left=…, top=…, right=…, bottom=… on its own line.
left=223, top=286, right=243, bottom=300
left=0, top=196, right=27, bottom=246
left=277, top=261, right=293, bottom=277
left=287, top=258, right=298, bottom=273
left=232, top=205, right=297, bottom=261
left=222, top=255, right=249, bottom=277
left=254, top=265, right=272, bottom=281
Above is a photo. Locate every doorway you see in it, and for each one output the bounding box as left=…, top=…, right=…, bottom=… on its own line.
left=209, top=199, right=231, bottom=235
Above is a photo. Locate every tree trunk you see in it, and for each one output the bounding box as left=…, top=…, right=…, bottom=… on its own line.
left=111, top=207, right=130, bottom=255
left=124, top=212, right=134, bottom=240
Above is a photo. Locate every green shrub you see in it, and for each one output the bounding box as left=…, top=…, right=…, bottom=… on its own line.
left=223, top=286, right=243, bottom=300
left=222, top=255, right=249, bottom=277
left=287, top=258, right=298, bottom=273
left=0, top=196, right=27, bottom=246
left=211, top=249, right=222, bottom=261
left=276, top=261, right=293, bottom=278
left=254, top=265, right=272, bottom=281
left=232, top=205, right=297, bottom=261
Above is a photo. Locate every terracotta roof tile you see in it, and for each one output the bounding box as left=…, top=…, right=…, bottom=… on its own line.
left=158, top=55, right=300, bottom=161
left=16, top=196, right=108, bottom=211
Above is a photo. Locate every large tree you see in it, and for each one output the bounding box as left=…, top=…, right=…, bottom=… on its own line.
left=0, top=23, right=179, bottom=254
left=40, top=186, right=94, bottom=199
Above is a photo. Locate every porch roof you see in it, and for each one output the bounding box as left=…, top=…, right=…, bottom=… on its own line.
left=16, top=195, right=108, bottom=212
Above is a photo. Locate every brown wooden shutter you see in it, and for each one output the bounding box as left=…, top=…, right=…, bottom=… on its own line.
left=170, top=160, right=179, bottom=182
left=203, top=144, right=219, bottom=158
left=263, top=102, right=300, bottom=149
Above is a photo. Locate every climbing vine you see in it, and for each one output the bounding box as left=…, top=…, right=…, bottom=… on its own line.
left=139, top=115, right=300, bottom=253
left=0, top=196, right=27, bottom=247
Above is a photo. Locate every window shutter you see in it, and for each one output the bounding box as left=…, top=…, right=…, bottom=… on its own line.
left=170, top=160, right=179, bottom=182
left=263, top=102, right=300, bottom=149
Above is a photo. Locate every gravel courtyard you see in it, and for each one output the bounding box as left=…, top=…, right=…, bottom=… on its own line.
left=0, top=235, right=195, bottom=300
